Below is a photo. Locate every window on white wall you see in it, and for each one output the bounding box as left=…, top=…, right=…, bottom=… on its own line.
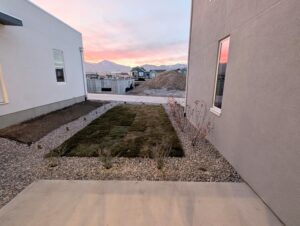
left=211, top=36, right=230, bottom=115
left=0, top=85, right=4, bottom=103
left=53, top=49, right=66, bottom=83
left=0, top=65, right=8, bottom=104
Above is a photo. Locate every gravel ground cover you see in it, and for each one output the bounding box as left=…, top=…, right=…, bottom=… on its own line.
left=0, top=102, right=119, bottom=208
left=0, top=102, right=241, bottom=209
left=143, top=88, right=185, bottom=97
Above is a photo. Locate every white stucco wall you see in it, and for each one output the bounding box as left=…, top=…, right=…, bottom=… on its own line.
left=0, top=0, right=85, bottom=116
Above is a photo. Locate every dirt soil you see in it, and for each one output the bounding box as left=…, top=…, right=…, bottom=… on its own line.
left=48, top=104, right=184, bottom=158
left=0, top=100, right=107, bottom=144
left=129, top=70, right=186, bottom=96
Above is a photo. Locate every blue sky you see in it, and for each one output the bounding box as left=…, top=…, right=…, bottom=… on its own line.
left=31, top=0, right=191, bottom=66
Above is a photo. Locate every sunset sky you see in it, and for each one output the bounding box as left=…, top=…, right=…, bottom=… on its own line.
left=30, top=0, right=191, bottom=66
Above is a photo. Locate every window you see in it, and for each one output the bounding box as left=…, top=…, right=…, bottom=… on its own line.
left=55, top=68, right=65, bottom=82
left=102, top=88, right=112, bottom=92
left=0, top=65, right=8, bottom=104
left=212, top=37, right=230, bottom=114
left=53, top=49, right=66, bottom=83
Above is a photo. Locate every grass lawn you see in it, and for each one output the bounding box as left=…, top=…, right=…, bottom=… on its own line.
left=48, top=104, right=184, bottom=158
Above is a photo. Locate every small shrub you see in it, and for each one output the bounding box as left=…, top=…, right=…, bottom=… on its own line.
left=187, top=100, right=214, bottom=146
left=66, top=127, right=69, bottom=131
left=157, top=158, right=164, bottom=170
left=49, top=161, right=58, bottom=168
left=37, top=144, right=42, bottom=150
left=167, top=97, right=187, bottom=132
left=98, top=148, right=113, bottom=169
left=169, top=98, right=214, bottom=147
left=153, top=138, right=171, bottom=170
left=47, top=151, right=59, bottom=168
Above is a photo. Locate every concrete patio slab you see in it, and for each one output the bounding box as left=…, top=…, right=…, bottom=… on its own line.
left=87, top=93, right=186, bottom=106
left=0, top=180, right=282, bottom=226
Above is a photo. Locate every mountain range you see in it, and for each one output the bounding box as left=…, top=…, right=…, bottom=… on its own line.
left=85, top=60, right=187, bottom=73
left=141, top=63, right=187, bottom=71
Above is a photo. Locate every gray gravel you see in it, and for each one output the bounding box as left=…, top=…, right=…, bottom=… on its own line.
left=0, top=102, right=241, bottom=208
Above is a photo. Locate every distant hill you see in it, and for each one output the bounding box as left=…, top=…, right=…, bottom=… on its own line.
left=85, top=60, right=131, bottom=73
left=141, top=63, right=187, bottom=71
left=85, top=60, right=187, bottom=73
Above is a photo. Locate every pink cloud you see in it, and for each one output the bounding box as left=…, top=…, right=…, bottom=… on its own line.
left=30, top=0, right=191, bottom=66
left=84, top=42, right=188, bottom=66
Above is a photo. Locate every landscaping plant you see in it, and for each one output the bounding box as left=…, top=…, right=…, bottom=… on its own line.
left=168, top=98, right=214, bottom=146
left=98, top=148, right=113, bottom=169
left=167, top=97, right=187, bottom=132
left=188, top=100, right=214, bottom=146
left=153, top=138, right=172, bottom=170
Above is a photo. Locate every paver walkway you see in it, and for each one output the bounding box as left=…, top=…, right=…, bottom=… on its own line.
left=0, top=180, right=282, bottom=226
left=87, top=93, right=186, bottom=106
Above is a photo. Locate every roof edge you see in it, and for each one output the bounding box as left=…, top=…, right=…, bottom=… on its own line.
left=0, top=11, right=23, bottom=26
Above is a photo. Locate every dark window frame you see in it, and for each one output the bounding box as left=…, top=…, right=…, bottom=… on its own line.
left=212, top=36, right=230, bottom=113
left=55, top=68, right=65, bottom=83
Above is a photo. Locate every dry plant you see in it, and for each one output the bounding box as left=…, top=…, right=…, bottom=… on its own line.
left=153, top=138, right=172, bottom=170
left=186, top=100, right=214, bottom=146
left=98, top=148, right=113, bottom=169
left=45, top=145, right=59, bottom=168
left=168, top=97, right=214, bottom=147
left=167, top=97, right=187, bottom=132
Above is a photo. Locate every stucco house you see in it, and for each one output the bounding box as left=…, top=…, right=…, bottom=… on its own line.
left=0, top=0, right=87, bottom=129
left=131, top=67, right=147, bottom=80
left=149, top=69, right=166, bottom=79
left=186, top=0, right=299, bottom=225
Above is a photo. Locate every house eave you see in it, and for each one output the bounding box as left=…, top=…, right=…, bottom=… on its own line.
left=0, top=12, right=23, bottom=26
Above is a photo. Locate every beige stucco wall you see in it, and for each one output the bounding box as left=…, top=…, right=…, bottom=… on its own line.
left=186, top=0, right=300, bottom=225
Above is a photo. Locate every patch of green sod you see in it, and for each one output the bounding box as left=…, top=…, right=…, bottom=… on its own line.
left=47, top=104, right=184, bottom=158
